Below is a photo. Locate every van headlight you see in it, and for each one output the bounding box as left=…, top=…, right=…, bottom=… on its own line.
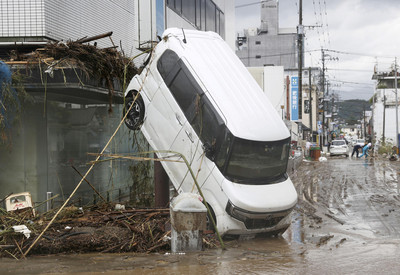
left=225, top=200, right=248, bottom=222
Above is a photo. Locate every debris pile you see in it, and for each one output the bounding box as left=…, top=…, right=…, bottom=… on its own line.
left=8, top=32, right=139, bottom=87
left=1, top=203, right=169, bottom=257
left=0, top=203, right=219, bottom=258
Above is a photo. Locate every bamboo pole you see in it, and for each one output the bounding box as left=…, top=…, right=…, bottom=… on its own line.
left=71, top=165, right=107, bottom=203
left=92, top=150, right=226, bottom=250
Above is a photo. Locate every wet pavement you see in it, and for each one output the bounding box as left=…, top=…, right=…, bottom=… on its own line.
left=2, top=155, right=400, bottom=274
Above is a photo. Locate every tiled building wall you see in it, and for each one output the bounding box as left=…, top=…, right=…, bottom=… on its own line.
left=44, top=0, right=136, bottom=53
left=0, top=0, right=45, bottom=37
left=0, top=0, right=136, bottom=55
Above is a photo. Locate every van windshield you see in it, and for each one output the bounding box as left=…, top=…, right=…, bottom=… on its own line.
left=223, top=137, right=290, bottom=184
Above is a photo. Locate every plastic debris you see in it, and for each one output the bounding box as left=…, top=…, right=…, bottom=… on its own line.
left=12, top=225, right=31, bottom=239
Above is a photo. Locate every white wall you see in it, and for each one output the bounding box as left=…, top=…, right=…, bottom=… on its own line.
left=247, top=66, right=285, bottom=116
left=374, top=89, right=400, bottom=144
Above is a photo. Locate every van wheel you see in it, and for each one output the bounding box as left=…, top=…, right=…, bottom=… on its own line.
left=205, top=204, right=217, bottom=233
left=124, top=93, right=145, bottom=130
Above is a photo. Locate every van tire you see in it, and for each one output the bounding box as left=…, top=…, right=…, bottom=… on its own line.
left=124, top=93, right=145, bottom=130
left=205, top=204, right=217, bottom=233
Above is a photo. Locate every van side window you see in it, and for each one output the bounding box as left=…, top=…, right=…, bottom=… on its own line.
left=157, top=50, right=180, bottom=80
left=168, top=68, right=201, bottom=116
left=158, top=50, right=225, bottom=158
left=192, top=95, right=224, bottom=151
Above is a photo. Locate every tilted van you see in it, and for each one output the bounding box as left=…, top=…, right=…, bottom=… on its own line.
left=124, top=28, right=298, bottom=236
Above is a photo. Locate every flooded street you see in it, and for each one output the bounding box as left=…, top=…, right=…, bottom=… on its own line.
left=2, top=156, right=400, bottom=274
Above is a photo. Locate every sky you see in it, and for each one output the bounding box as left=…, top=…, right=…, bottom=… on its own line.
left=235, top=0, right=400, bottom=101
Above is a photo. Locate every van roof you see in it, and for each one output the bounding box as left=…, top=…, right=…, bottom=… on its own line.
left=159, top=28, right=290, bottom=141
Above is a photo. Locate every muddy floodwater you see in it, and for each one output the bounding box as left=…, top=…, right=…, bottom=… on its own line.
left=2, top=156, right=400, bottom=274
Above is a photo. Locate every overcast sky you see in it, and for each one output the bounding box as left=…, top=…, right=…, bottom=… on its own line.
left=235, top=0, right=400, bottom=101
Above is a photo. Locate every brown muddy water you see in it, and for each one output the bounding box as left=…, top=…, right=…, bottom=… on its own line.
left=2, top=156, right=400, bottom=274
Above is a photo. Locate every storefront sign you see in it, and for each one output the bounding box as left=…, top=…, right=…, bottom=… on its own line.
left=291, top=76, right=298, bottom=121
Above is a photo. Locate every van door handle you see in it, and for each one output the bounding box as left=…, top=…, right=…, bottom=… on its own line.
left=185, top=130, right=194, bottom=143
left=176, top=114, right=183, bottom=125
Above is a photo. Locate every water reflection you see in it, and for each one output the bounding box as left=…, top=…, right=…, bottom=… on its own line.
left=289, top=212, right=305, bottom=244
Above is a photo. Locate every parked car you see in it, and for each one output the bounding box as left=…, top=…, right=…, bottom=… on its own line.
left=123, top=28, right=298, bottom=236
left=330, top=140, right=349, bottom=157
left=355, top=139, right=365, bottom=147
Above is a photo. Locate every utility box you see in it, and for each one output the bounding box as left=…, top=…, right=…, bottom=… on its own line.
left=310, top=147, right=321, bottom=161
left=170, top=193, right=207, bottom=253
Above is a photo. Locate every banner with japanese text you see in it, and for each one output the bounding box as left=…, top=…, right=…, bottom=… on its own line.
left=291, top=76, right=299, bottom=121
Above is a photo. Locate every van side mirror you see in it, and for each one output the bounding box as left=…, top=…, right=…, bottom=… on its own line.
left=203, top=142, right=216, bottom=160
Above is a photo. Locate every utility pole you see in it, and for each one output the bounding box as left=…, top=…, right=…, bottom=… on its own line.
left=383, top=89, right=386, bottom=144
left=309, top=67, right=312, bottom=140
left=395, top=57, right=399, bottom=154
left=321, top=49, right=325, bottom=149
left=363, top=104, right=366, bottom=139
left=297, top=0, right=303, bottom=120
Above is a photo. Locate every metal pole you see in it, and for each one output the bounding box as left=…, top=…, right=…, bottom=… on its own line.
left=297, top=0, right=303, bottom=120
left=395, top=57, right=399, bottom=154
left=321, top=49, right=325, bottom=149
left=383, top=89, right=386, bottom=144
left=309, top=67, right=312, bottom=140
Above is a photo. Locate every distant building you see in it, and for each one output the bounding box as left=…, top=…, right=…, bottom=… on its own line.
left=372, top=70, right=399, bottom=145
left=235, top=0, right=328, bottom=145
left=235, top=0, right=298, bottom=68
left=340, top=125, right=361, bottom=139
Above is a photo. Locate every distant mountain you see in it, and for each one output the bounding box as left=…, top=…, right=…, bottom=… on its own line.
left=337, top=99, right=371, bottom=125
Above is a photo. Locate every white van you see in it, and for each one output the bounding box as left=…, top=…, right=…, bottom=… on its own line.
left=124, top=28, right=298, bottom=236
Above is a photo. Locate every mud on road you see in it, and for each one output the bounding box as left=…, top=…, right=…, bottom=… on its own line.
left=2, top=156, right=400, bottom=274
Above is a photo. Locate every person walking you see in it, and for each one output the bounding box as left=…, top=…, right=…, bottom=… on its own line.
left=351, top=144, right=362, bottom=158
left=359, top=143, right=372, bottom=158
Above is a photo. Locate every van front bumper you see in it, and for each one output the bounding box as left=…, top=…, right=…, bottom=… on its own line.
left=225, top=200, right=294, bottom=230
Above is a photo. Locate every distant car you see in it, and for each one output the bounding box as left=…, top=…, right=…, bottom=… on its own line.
left=355, top=139, right=365, bottom=147
left=330, top=140, right=349, bottom=157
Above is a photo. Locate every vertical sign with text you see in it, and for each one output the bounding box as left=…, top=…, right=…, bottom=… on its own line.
left=291, top=76, right=299, bottom=121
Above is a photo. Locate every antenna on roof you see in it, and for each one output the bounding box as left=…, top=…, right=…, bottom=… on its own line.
left=181, top=28, right=187, bottom=44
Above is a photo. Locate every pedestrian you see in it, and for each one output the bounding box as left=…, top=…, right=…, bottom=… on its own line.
left=358, top=142, right=372, bottom=158
left=305, top=139, right=312, bottom=158
left=351, top=144, right=362, bottom=158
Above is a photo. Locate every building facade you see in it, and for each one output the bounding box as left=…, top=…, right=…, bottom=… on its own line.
left=235, top=0, right=297, bottom=68
left=372, top=71, right=400, bottom=146
left=0, top=0, right=235, bottom=209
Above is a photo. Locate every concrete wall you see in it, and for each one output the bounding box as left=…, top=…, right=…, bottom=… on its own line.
left=237, top=33, right=297, bottom=68
left=247, top=66, right=285, bottom=116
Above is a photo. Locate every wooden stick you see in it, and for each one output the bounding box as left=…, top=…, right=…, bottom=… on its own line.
left=71, top=165, right=107, bottom=203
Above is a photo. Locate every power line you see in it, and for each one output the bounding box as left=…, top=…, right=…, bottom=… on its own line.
left=327, top=68, right=373, bottom=72
left=235, top=1, right=260, bottom=9
left=324, top=49, right=395, bottom=59
left=330, top=79, right=375, bottom=86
